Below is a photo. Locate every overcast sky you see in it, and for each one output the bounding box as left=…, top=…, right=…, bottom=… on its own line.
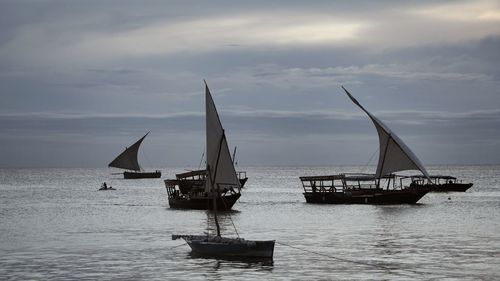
left=1, top=0, right=499, bottom=168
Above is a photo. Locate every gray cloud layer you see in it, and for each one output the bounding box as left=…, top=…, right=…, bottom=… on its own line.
left=1, top=0, right=500, bottom=167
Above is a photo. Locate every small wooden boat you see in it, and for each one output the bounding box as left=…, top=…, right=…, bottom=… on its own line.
left=98, top=183, right=116, bottom=191
left=108, top=132, right=162, bottom=179
left=173, top=235, right=274, bottom=259
left=300, top=87, right=431, bottom=204
left=408, top=175, right=473, bottom=192
left=173, top=81, right=274, bottom=259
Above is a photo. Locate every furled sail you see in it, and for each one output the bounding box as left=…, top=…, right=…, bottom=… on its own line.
left=341, top=86, right=430, bottom=180
left=205, top=82, right=241, bottom=193
left=108, top=132, right=149, bottom=171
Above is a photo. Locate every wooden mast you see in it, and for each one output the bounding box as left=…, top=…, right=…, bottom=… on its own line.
left=378, top=133, right=392, bottom=188
left=209, top=129, right=226, bottom=237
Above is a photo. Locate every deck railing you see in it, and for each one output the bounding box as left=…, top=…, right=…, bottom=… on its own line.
left=300, top=174, right=413, bottom=193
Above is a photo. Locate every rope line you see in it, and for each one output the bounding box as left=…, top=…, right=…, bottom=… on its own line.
left=220, top=195, right=240, bottom=238
left=276, top=242, right=393, bottom=271
left=167, top=242, right=188, bottom=249
left=170, top=240, right=482, bottom=279
left=276, top=241, right=478, bottom=279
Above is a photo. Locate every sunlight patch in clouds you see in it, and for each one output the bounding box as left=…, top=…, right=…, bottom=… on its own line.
left=75, top=15, right=364, bottom=58
left=413, top=0, right=500, bottom=22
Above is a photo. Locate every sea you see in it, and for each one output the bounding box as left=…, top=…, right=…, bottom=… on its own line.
left=0, top=165, right=499, bottom=280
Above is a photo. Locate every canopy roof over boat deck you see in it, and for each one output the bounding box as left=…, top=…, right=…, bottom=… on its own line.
left=300, top=173, right=396, bottom=182
left=176, top=169, right=207, bottom=179
left=407, top=175, right=457, bottom=180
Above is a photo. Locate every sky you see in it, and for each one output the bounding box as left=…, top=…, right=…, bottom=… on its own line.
left=1, top=0, right=500, bottom=168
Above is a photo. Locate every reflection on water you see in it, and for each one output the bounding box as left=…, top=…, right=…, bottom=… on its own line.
left=0, top=166, right=499, bottom=280
left=205, top=209, right=241, bottom=236
left=189, top=253, right=274, bottom=268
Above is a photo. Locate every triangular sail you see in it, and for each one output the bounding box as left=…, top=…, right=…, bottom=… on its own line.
left=108, top=132, right=149, bottom=171
left=341, top=86, right=430, bottom=180
left=205, top=82, right=241, bottom=193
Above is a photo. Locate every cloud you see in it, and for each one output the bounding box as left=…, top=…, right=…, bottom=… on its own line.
left=0, top=111, right=203, bottom=120
left=2, top=1, right=500, bottom=66
left=1, top=1, right=499, bottom=166
left=1, top=107, right=500, bottom=167
left=2, top=107, right=500, bottom=125
left=0, top=13, right=365, bottom=66
left=413, top=0, right=500, bottom=22
left=246, top=63, right=492, bottom=83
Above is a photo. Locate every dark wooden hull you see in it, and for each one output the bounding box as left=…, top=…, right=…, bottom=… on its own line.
left=169, top=193, right=241, bottom=210
left=187, top=239, right=275, bottom=259
left=123, top=171, right=161, bottom=179
left=429, top=183, right=473, bottom=192
left=303, top=188, right=429, bottom=204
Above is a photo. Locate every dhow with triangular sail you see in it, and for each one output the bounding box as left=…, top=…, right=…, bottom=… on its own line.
left=300, top=86, right=431, bottom=204
left=165, top=83, right=243, bottom=210
left=173, top=81, right=274, bottom=259
left=108, top=132, right=161, bottom=179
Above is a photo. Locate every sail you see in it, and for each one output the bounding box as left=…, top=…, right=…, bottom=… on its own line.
left=205, top=82, right=241, bottom=192
left=341, top=86, right=430, bottom=180
left=108, top=132, right=149, bottom=171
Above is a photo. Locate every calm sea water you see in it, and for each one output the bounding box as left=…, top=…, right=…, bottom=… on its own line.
left=0, top=166, right=499, bottom=280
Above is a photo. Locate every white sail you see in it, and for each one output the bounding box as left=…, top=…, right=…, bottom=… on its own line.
left=205, top=82, right=241, bottom=192
left=108, top=132, right=148, bottom=171
left=341, top=86, right=430, bottom=180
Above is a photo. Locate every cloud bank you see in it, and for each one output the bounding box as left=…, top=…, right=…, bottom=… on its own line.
left=0, top=0, right=499, bottom=167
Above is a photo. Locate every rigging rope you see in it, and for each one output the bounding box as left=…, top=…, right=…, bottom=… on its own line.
left=361, top=148, right=378, bottom=174
left=219, top=196, right=240, bottom=238
left=198, top=149, right=205, bottom=170
left=167, top=242, right=188, bottom=249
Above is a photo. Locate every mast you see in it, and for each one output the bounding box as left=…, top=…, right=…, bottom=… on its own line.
left=377, top=133, right=391, bottom=188
left=209, top=130, right=226, bottom=237
left=207, top=164, right=221, bottom=237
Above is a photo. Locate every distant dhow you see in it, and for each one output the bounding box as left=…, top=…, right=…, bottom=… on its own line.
left=300, top=86, right=431, bottom=204
left=108, top=132, right=161, bottom=179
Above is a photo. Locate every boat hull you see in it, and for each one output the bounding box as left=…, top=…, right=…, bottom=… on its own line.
left=429, top=183, right=473, bottom=192
left=187, top=239, right=274, bottom=259
left=303, top=188, right=429, bottom=204
left=123, top=171, right=161, bottom=179
left=169, top=193, right=241, bottom=210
